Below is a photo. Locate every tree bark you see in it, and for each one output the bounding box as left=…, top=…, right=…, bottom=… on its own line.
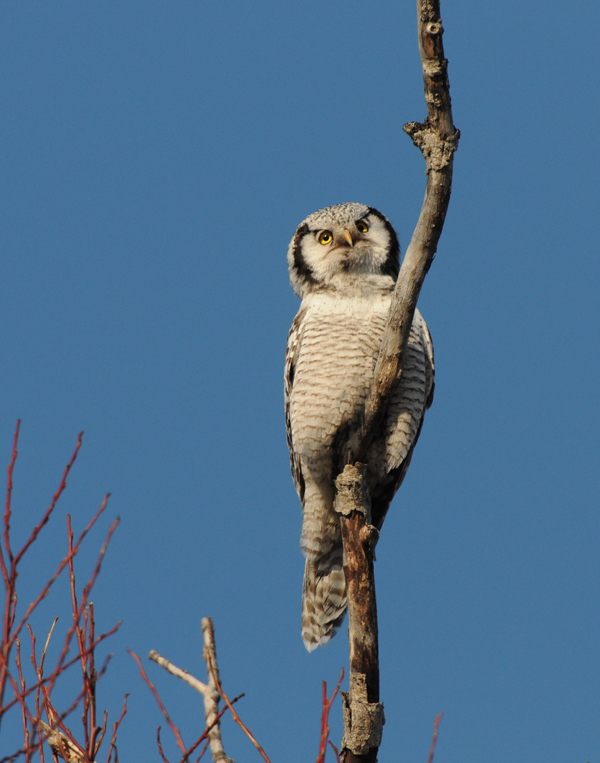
left=337, top=0, right=458, bottom=759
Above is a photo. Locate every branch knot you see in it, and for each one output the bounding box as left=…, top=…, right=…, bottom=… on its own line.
left=334, top=464, right=370, bottom=520
left=403, top=122, right=460, bottom=172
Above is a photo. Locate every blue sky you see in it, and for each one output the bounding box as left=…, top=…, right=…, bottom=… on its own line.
left=1, top=1, right=599, bottom=761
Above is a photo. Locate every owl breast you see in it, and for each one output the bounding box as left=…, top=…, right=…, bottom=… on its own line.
left=288, top=282, right=431, bottom=502
left=290, top=289, right=389, bottom=465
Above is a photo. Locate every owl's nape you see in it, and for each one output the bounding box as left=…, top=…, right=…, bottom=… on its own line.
left=285, top=202, right=434, bottom=651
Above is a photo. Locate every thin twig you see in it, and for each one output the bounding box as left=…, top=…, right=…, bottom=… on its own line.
left=104, top=693, right=129, bottom=763
left=47, top=503, right=115, bottom=691
left=203, top=620, right=270, bottom=763
left=316, top=668, right=344, bottom=763
left=426, top=713, right=443, bottom=763
left=0, top=421, right=21, bottom=721
left=2, top=421, right=19, bottom=576
left=148, top=647, right=245, bottom=763
left=14, top=433, right=83, bottom=566
left=157, top=728, right=171, bottom=763
left=129, top=649, right=187, bottom=754
left=9, top=495, right=110, bottom=658
left=194, top=738, right=211, bottom=763
left=2, top=624, right=121, bottom=717
left=328, top=741, right=341, bottom=763
left=180, top=696, right=244, bottom=763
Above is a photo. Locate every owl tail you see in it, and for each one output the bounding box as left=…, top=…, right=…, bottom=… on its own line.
left=301, top=554, right=347, bottom=651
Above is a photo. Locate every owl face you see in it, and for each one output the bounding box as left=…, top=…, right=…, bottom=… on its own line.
left=288, top=202, right=400, bottom=297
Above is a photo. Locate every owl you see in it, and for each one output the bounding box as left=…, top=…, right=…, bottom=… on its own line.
left=284, top=202, right=435, bottom=651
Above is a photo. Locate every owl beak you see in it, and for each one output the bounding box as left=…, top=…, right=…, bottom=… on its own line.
left=342, top=230, right=353, bottom=247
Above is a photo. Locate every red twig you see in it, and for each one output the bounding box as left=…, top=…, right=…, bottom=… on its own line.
left=0, top=425, right=123, bottom=760
left=15, top=432, right=83, bottom=567
left=328, top=740, right=341, bottom=763
left=157, top=727, right=171, bottom=763
left=9, top=495, right=111, bottom=664
left=15, top=639, right=30, bottom=758
left=2, top=420, right=19, bottom=578
left=180, top=693, right=244, bottom=763
left=316, top=668, right=344, bottom=763
left=194, top=738, right=211, bottom=762
left=48, top=504, right=115, bottom=692
left=0, top=421, right=21, bottom=717
left=41, top=685, right=87, bottom=761
left=426, top=713, right=443, bottom=763
left=206, top=654, right=272, bottom=763
left=1, top=623, right=121, bottom=717
left=129, top=649, right=187, bottom=754
left=104, top=694, right=129, bottom=763
left=0, top=426, right=91, bottom=727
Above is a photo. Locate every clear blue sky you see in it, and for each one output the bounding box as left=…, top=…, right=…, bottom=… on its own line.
left=1, top=1, right=599, bottom=761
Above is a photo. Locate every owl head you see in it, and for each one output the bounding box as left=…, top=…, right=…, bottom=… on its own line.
left=287, top=202, right=400, bottom=298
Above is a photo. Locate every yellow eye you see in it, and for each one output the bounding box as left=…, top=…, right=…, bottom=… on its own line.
left=318, top=231, right=333, bottom=245
left=356, top=220, right=369, bottom=234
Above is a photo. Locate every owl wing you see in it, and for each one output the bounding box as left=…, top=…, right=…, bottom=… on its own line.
left=371, top=308, right=435, bottom=528
left=284, top=307, right=307, bottom=503
left=422, top=312, right=435, bottom=410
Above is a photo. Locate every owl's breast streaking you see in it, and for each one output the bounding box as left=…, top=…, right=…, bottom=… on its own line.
left=288, top=281, right=393, bottom=469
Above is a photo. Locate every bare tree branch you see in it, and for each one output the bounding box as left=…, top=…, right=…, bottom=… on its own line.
left=337, top=0, right=457, bottom=759
left=147, top=638, right=246, bottom=763
left=200, top=619, right=235, bottom=763
left=149, top=650, right=208, bottom=696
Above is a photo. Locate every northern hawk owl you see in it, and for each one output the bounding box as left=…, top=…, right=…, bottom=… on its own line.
left=284, top=202, right=434, bottom=651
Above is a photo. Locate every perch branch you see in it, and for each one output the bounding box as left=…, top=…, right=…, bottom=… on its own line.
left=352, top=0, right=458, bottom=466
left=337, top=0, right=457, bottom=760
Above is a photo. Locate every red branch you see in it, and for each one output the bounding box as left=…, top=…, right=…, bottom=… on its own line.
left=426, top=713, right=443, bottom=763
left=316, top=668, right=344, bottom=763
left=1, top=420, right=20, bottom=578
left=180, top=694, right=244, bottom=763
left=105, top=694, right=129, bottom=763
left=15, top=432, right=83, bottom=567
left=157, top=727, right=171, bottom=763
left=0, top=425, right=124, bottom=760
left=129, top=649, right=187, bottom=755
left=206, top=655, right=272, bottom=763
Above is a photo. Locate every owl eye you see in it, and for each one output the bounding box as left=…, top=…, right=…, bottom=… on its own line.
left=356, top=220, right=369, bottom=234
left=318, top=231, right=333, bottom=245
